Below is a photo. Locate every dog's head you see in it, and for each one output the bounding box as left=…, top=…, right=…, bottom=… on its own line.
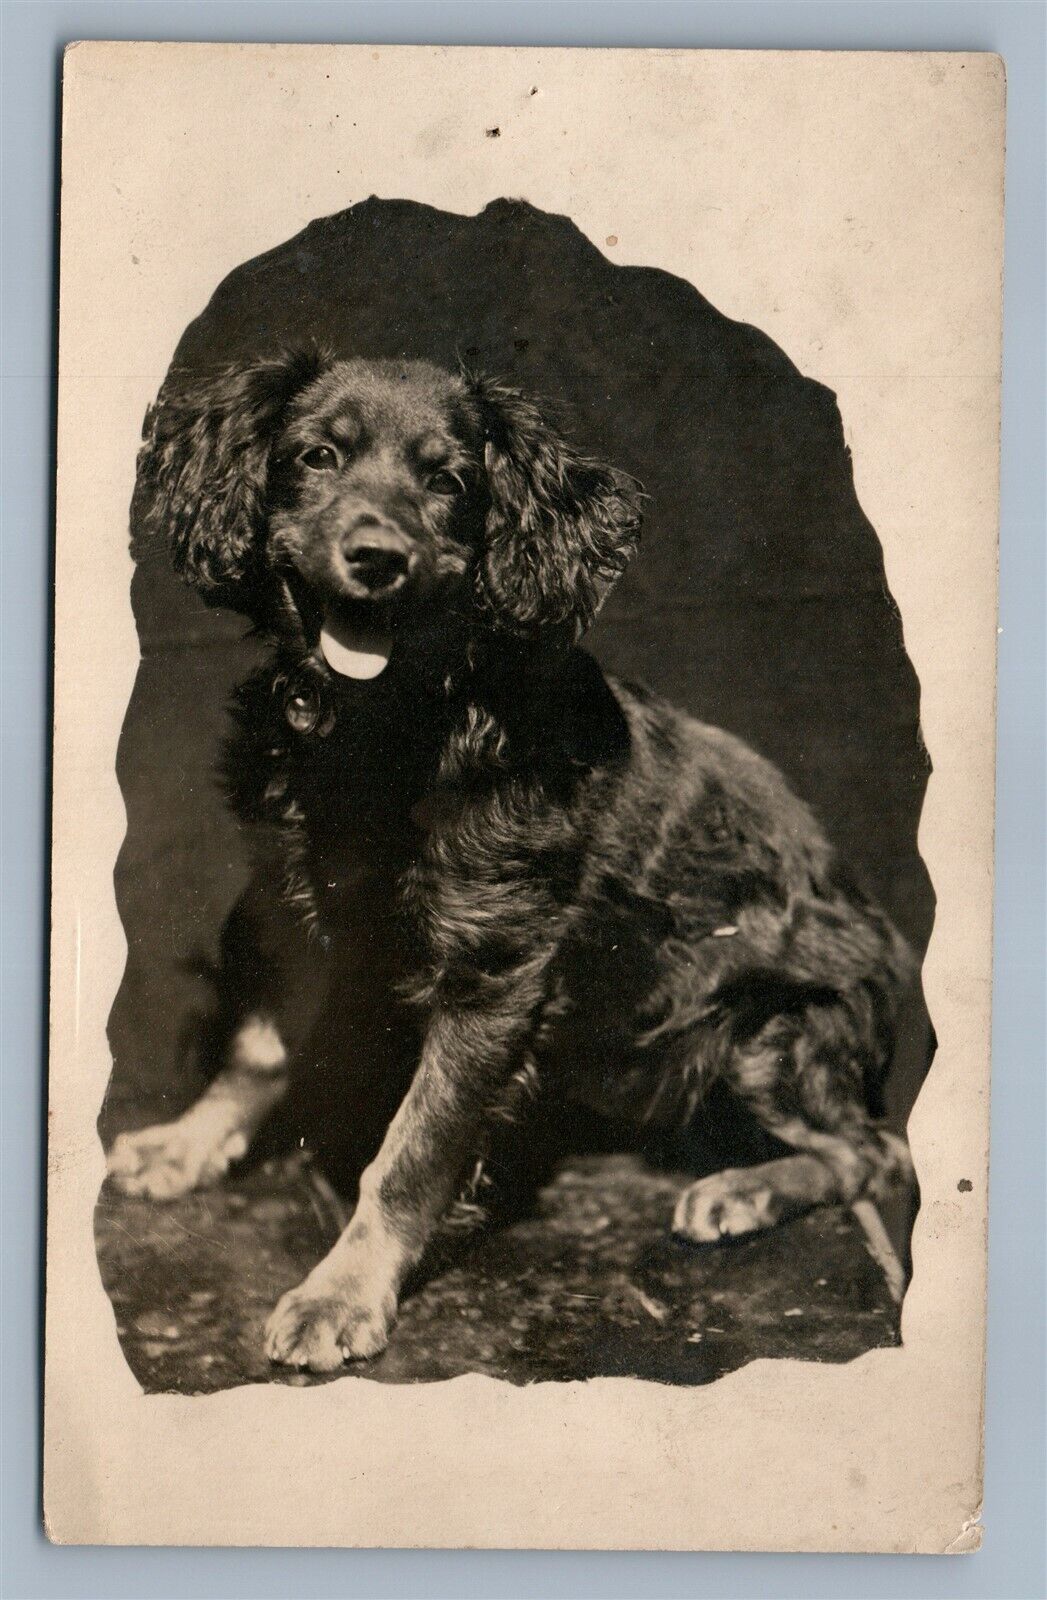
left=134, top=350, right=642, bottom=679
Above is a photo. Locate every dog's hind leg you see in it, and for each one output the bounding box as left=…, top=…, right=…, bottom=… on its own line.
left=672, top=994, right=914, bottom=1244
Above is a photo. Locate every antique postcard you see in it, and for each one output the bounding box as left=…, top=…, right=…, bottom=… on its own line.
left=46, top=43, right=1003, bottom=1549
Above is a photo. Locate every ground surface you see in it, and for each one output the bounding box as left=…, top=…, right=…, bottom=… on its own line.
left=95, top=1152, right=901, bottom=1394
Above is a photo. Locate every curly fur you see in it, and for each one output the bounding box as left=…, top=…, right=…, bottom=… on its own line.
left=116, top=349, right=917, bottom=1369
left=133, top=348, right=330, bottom=598
left=468, top=374, right=642, bottom=637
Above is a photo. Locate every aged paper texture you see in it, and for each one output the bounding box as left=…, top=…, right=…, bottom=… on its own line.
left=46, top=43, right=1003, bottom=1549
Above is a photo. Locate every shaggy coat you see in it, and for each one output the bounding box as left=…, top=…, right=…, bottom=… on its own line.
left=108, top=350, right=915, bottom=1372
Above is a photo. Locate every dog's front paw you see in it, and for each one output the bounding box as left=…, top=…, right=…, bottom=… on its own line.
left=107, top=1117, right=247, bottom=1201
left=264, top=1278, right=396, bottom=1372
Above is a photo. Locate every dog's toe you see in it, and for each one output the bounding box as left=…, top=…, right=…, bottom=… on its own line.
left=265, top=1294, right=346, bottom=1372
left=106, top=1121, right=235, bottom=1201
left=264, top=1283, right=393, bottom=1372
left=106, top=1129, right=149, bottom=1180
left=672, top=1169, right=777, bottom=1243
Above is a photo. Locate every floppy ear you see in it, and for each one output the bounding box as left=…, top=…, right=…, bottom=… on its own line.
left=468, top=376, right=643, bottom=638
left=131, top=347, right=326, bottom=593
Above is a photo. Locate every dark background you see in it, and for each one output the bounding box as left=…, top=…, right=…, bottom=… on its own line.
left=104, top=197, right=934, bottom=1161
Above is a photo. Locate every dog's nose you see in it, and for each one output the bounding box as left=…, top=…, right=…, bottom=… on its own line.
left=339, top=521, right=414, bottom=598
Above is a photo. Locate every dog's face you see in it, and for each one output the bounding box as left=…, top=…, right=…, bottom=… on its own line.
left=134, top=350, right=642, bottom=679
left=267, top=361, right=485, bottom=677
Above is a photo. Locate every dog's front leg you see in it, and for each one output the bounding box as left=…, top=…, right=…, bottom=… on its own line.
left=264, top=994, right=535, bottom=1372
left=107, top=878, right=326, bottom=1201
left=106, top=1017, right=290, bottom=1201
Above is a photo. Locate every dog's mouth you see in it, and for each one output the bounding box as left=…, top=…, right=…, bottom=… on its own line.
left=318, top=603, right=394, bottom=680
left=280, top=553, right=469, bottom=686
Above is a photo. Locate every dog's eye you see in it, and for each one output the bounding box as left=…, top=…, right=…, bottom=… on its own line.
left=299, top=446, right=339, bottom=472
left=427, top=468, right=466, bottom=497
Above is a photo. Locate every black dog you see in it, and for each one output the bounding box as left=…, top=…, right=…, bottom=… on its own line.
left=108, top=350, right=915, bottom=1372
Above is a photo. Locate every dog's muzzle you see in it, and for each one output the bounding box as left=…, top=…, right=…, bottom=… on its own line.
left=314, top=523, right=421, bottom=680
left=340, top=524, right=415, bottom=601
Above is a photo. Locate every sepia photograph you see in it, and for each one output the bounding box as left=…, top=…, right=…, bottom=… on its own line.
left=45, top=43, right=1002, bottom=1549
left=98, top=194, right=929, bottom=1391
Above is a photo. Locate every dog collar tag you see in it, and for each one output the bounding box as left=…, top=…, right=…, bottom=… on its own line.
left=283, top=675, right=335, bottom=737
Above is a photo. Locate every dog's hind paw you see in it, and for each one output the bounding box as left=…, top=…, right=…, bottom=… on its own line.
left=264, top=1279, right=395, bottom=1372
left=106, top=1117, right=247, bottom=1202
left=672, top=1168, right=780, bottom=1243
